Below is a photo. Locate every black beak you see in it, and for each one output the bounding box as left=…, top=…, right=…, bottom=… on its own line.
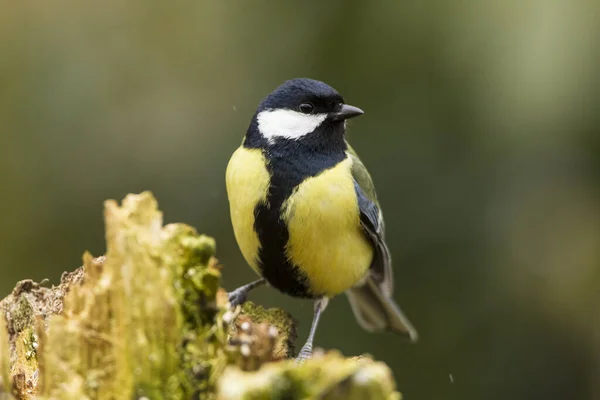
left=331, top=104, right=364, bottom=121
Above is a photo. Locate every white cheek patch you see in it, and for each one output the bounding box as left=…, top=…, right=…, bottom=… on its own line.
left=257, top=109, right=327, bottom=142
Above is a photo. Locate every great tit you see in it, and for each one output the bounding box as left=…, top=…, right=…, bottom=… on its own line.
left=226, top=78, right=418, bottom=361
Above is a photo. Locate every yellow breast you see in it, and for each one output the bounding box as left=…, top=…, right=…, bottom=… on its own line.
left=225, top=146, right=270, bottom=275
left=282, top=157, right=374, bottom=297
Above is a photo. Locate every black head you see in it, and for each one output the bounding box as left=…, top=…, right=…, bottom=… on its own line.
left=258, top=78, right=363, bottom=121
left=247, top=78, right=363, bottom=147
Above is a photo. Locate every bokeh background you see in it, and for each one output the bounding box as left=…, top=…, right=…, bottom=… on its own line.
left=2, top=1, right=599, bottom=399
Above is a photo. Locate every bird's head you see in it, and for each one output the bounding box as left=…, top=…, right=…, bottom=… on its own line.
left=249, top=78, right=363, bottom=144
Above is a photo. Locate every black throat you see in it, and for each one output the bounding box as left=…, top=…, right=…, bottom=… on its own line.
left=244, top=117, right=348, bottom=297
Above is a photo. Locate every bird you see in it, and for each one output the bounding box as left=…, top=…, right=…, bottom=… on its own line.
left=225, top=78, right=418, bottom=361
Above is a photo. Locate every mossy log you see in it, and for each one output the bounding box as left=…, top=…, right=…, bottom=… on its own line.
left=0, top=192, right=401, bottom=400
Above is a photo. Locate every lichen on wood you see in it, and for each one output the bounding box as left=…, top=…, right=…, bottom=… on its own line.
left=0, top=272, right=84, bottom=398
left=0, top=192, right=402, bottom=400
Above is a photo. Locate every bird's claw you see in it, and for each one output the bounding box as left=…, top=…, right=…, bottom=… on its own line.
left=295, top=343, right=313, bottom=364
left=227, top=288, right=248, bottom=308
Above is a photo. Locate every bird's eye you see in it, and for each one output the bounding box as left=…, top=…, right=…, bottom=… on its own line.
left=298, top=103, right=314, bottom=114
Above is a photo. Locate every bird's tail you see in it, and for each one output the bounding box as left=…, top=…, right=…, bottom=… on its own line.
left=346, top=278, right=418, bottom=342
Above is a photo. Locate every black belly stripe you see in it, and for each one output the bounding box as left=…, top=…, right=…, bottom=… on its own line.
left=244, top=121, right=347, bottom=298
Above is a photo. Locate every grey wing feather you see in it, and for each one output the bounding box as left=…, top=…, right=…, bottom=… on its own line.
left=348, top=150, right=418, bottom=341
left=354, top=182, right=393, bottom=297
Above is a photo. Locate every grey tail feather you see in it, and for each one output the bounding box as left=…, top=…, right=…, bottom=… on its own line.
left=346, top=278, right=418, bottom=342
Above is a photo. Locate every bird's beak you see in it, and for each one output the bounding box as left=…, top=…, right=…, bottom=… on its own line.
left=331, top=104, right=364, bottom=121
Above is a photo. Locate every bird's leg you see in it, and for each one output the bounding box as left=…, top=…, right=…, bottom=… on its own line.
left=227, top=278, right=266, bottom=307
left=296, top=297, right=329, bottom=363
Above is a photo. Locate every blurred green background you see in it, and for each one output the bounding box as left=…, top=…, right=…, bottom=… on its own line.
left=1, top=1, right=599, bottom=399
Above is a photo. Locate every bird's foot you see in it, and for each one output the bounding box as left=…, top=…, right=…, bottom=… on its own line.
left=295, top=343, right=313, bottom=364
left=226, top=278, right=266, bottom=308
left=227, top=287, right=248, bottom=308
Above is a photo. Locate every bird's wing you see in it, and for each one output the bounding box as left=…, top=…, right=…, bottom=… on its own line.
left=347, top=144, right=393, bottom=297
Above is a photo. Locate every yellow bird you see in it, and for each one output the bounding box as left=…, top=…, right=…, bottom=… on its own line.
left=226, top=78, right=417, bottom=361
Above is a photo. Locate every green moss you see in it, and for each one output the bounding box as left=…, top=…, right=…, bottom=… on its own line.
left=20, top=330, right=38, bottom=362
left=10, top=327, right=39, bottom=399
left=180, top=233, right=217, bottom=266
left=38, top=193, right=186, bottom=400
left=162, top=222, right=230, bottom=399
left=235, top=302, right=297, bottom=359
left=6, top=296, right=34, bottom=338
left=4, top=301, right=39, bottom=397
left=1, top=192, right=403, bottom=400
left=32, top=195, right=231, bottom=400
left=217, top=351, right=400, bottom=400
